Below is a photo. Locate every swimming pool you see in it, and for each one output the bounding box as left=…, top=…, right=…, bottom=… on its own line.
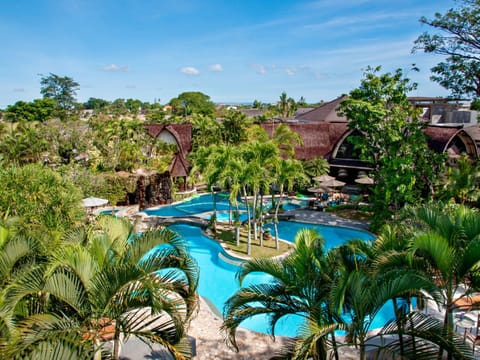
left=142, top=193, right=307, bottom=220
left=143, top=194, right=397, bottom=336
left=166, top=222, right=396, bottom=337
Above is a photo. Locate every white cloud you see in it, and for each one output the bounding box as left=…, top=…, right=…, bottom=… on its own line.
left=251, top=64, right=267, bottom=75
left=209, top=63, right=223, bottom=72
left=103, top=64, right=129, bottom=72
left=181, top=66, right=200, bottom=75
left=286, top=67, right=297, bottom=76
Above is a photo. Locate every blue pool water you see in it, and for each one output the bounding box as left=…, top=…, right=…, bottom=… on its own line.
left=266, top=220, right=374, bottom=251
left=167, top=222, right=395, bottom=337
left=142, top=193, right=306, bottom=219
left=145, top=194, right=397, bottom=337
left=170, top=223, right=305, bottom=336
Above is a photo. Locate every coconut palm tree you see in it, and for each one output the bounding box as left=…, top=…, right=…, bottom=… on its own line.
left=240, top=141, right=279, bottom=247
left=222, top=228, right=337, bottom=359
left=5, top=216, right=199, bottom=360
left=272, top=123, right=303, bottom=159
left=271, top=159, right=306, bottom=249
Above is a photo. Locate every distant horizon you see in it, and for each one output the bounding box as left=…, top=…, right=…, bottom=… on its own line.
left=1, top=0, right=456, bottom=108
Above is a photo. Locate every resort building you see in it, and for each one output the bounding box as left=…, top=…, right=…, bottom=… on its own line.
left=261, top=96, right=479, bottom=182
left=144, top=123, right=192, bottom=183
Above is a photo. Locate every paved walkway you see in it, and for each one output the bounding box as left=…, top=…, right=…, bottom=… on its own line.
left=287, top=208, right=371, bottom=230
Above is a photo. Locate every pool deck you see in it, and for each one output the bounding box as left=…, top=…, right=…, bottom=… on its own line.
left=286, top=208, right=370, bottom=231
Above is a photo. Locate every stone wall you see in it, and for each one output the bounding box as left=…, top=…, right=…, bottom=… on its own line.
left=120, top=171, right=172, bottom=209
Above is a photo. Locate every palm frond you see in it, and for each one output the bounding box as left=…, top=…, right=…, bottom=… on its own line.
left=411, top=232, right=454, bottom=276
left=9, top=313, right=88, bottom=359
left=0, top=235, right=37, bottom=283
left=43, top=269, right=88, bottom=315
left=376, top=311, right=474, bottom=359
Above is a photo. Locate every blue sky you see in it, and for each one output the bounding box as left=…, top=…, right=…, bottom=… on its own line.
left=1, top=0, right=456, bottom=108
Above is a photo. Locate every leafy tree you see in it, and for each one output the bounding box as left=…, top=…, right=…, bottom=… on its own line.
left=440, top=153, right=480, bottom=204
left=252, top=99, right=263, bottom=108
left=297, top=96, right=308, bottom=107
left=338, top=66, right=443, bottom=228
left=40, top=118, right=90, bottom=164
left=145, top=107, right=168, bottom=124
left=0, top=122, right=49, bottom=165
left=413, top=0, right=480, bottom=100
left=40, top=73, right=80, bottom=117
left=125, top=98, right=144, bottom=115
left=84, top=97, right=110, bottom=111
left=0, top=164, right=84, bottom=235
left=189, top=114, right=222, bottom=150
left=221, top=110, right=250, bottom=145
left=271, top=159, right=306, bottom=249
left=169, top=92, right=215, bottom=117
left=89, top=118, right=148, bottom=171
left=108, top=98, right=129, bottom=117
left=3, top=98, right=57, bottom=123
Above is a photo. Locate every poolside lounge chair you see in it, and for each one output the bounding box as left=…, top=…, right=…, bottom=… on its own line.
left=463, top=312, right=480, bottom=355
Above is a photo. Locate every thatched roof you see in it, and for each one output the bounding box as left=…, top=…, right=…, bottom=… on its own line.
left=144, top=123, right=192, bottom=177
left=424, top=125, right=464, bottom=152
left=170, top=153, right=190, bottom=177
left=144, top=124, right=192, bottom=157
left=262, top=122, right=349, bottom=160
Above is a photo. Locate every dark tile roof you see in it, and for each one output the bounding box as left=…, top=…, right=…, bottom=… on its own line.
left=237, top=109, right=264, bottom=117
left=295, top=96, right=348, bottom=122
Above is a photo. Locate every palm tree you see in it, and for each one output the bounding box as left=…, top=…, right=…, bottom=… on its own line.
left=222, top=228, right=337, bottom=359
left=5, top=216, right=199, bottom=359
left=271, top=159, right=305, bottom=249
left=440, top=154, right=480, bottom=205
left=329, top=240, right=444, bottom=360
left=302, top=157, right=330, bottom=181
left=240, top=141, right=279, bottom=247
left=273, top=123, right=303, bottom=159
left=0, top=224, right=40, bottom=356
left=406, top=204, right=480, bottom=359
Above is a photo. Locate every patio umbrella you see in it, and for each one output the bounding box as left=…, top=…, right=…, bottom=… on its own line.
left=320, top=179, right=346, bottom=188
left=307, top=185, right=331, bottom=193
left=313, top=174, right=335, bottom=182
left=355, top=176, right=374, bottom=185
left=82, top=197, right=109, bottom=208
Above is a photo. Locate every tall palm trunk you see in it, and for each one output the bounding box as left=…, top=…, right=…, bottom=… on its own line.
left=242, top=187, right=252, bottom=255
left=392, top=297, right=405, bottom=357
left=252, top=192, right=258, bottom=243
left=259, top=192, right=265, bottom=247
left=273, top=186, right=284, bottom=250
left=94, top=338, right=102, bottom=360
left=113, top=326, right=121, bottom=360
left=234, top=206, right=241, bottom=247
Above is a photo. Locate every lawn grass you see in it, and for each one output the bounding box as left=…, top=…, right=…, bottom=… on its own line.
left=326, top=204, right=374, bottom=222
left=214, top=225, right=292, bottom=258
